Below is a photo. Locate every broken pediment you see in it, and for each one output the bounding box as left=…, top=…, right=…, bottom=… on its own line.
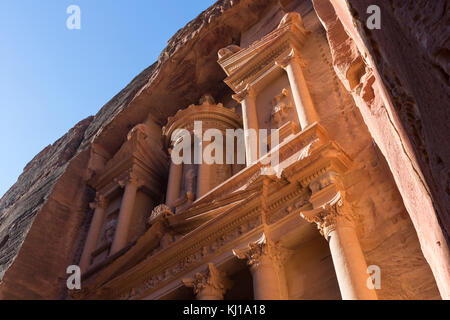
left=218, top=12, right=309, bottom=93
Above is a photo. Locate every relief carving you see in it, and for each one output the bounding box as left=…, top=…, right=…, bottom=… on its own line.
left=182, top=263, right=233, bottom=298
left=233, top=233, right=291, bottom=269
left=271, top=88, right=293, bottom=127
left=301, top=191, right=356, bottom=239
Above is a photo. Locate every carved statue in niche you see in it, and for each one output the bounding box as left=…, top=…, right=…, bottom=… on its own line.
left=271, top=88, right=293, bottom=127
left=100, top=218, right=116, bottom=245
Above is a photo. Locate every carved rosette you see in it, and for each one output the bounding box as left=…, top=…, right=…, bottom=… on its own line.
left=182, top=263, right=233, bottom=299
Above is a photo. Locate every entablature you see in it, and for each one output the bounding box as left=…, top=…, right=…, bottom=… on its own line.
left=218, top=12, right=309, bottom=94
left=162, top=95, right=243, bottom=150
left=88, top=124, right=167, bottom=200
left=73, top=122, right=355, bottom=300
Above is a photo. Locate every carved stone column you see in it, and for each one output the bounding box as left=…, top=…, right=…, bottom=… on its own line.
left=182, top=263, right=233, bottom=300
left=80, top=193, right=108, bottom=272
left=163, top=95, right=242, bottom=200
left=165, top=150, right=183, bottom=208
left=277, top=49, right=319, bottom=130
left=233, top=234, right=289, bottom=300
left=111, top=173, right=142, bottom=255
left=233, top=85, right=259, bottom=166
left=196, top=140, right=212, bottom=198
left=301, top=191, right=377, bottom=300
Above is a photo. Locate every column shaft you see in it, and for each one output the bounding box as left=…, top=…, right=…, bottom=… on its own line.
left=329, top=225, right=377, bottom=300
left=196, top=287, right=224, bottom=300
left=284, top=58, right=319, bottom=129
left=241, top=95, right=259, bottom=166
left=250, top=257, right=283, bottom=300
left=79, top=204, right=106, bottom=272
left=111, top=181, right=138, bottom=254
left=197, top=141, right=211, bottom=198
left=165, top=160, right=182, bottom=208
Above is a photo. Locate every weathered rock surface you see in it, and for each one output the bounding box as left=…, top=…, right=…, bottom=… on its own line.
left=312, top=0, right=450, bottom=298
left=0, top=0, right=448, bottom=299
left=0, top=0, right=278, bottom=299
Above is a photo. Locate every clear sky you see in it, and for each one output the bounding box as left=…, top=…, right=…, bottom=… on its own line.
left=0, top=0, right=215, bottom=197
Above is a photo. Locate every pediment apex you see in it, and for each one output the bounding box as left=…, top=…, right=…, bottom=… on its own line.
left=278, top=12, right=305, bottom=29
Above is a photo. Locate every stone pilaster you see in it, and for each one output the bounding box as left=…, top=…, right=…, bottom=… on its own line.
left=165, top=149, right=183, bottom=209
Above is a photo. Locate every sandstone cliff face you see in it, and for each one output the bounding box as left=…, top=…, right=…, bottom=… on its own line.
left=282, top=0, right=439, bottom=299
left=0, top=117, right=93, bottom=298
left=0, top=0, right=278, bottom=299
left=0, top=0, right=448, bottom=300
left=312, top=0, right=450, bottom=298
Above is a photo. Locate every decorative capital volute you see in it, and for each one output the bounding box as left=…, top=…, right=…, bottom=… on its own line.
left=89, top=193, right=108, bottom=210
left=233, top=233, right=291, bottom=269
left=276, top=48, right=306, bottom=70
left=232, top=84, right=256, bottom=103
left=182, top=263, right=233, bottom=297
left=116, top=170, right=144, bottom=189
left=300, top=191, right=355, bottom=240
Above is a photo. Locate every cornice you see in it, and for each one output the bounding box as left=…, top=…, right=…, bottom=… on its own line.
left=76, top=124, right=355, bottom=300
left=162, top=95, right=242, bottom=150
left=77, top=175, right=310, bottom=299
left=218, top=12, right=310, bottom=93
left=88, top=125, right=168, bottom=199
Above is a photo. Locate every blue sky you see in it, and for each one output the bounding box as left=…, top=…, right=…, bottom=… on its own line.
left=0, top=0, right=215, bottom=197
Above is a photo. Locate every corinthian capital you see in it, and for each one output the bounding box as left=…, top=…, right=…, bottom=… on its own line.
left=233, top=234, right=291, bottom=269
left=232, top=84, right=256, bottom=103
left=301, top=192, right=355, bottom=240
left=116, top=170, right=144, bottom=189
left=276, top=49, right=306, bottom=69
left=182, top=263, right=232, bottom=298
left=89, top=193, right=108, bottom=210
